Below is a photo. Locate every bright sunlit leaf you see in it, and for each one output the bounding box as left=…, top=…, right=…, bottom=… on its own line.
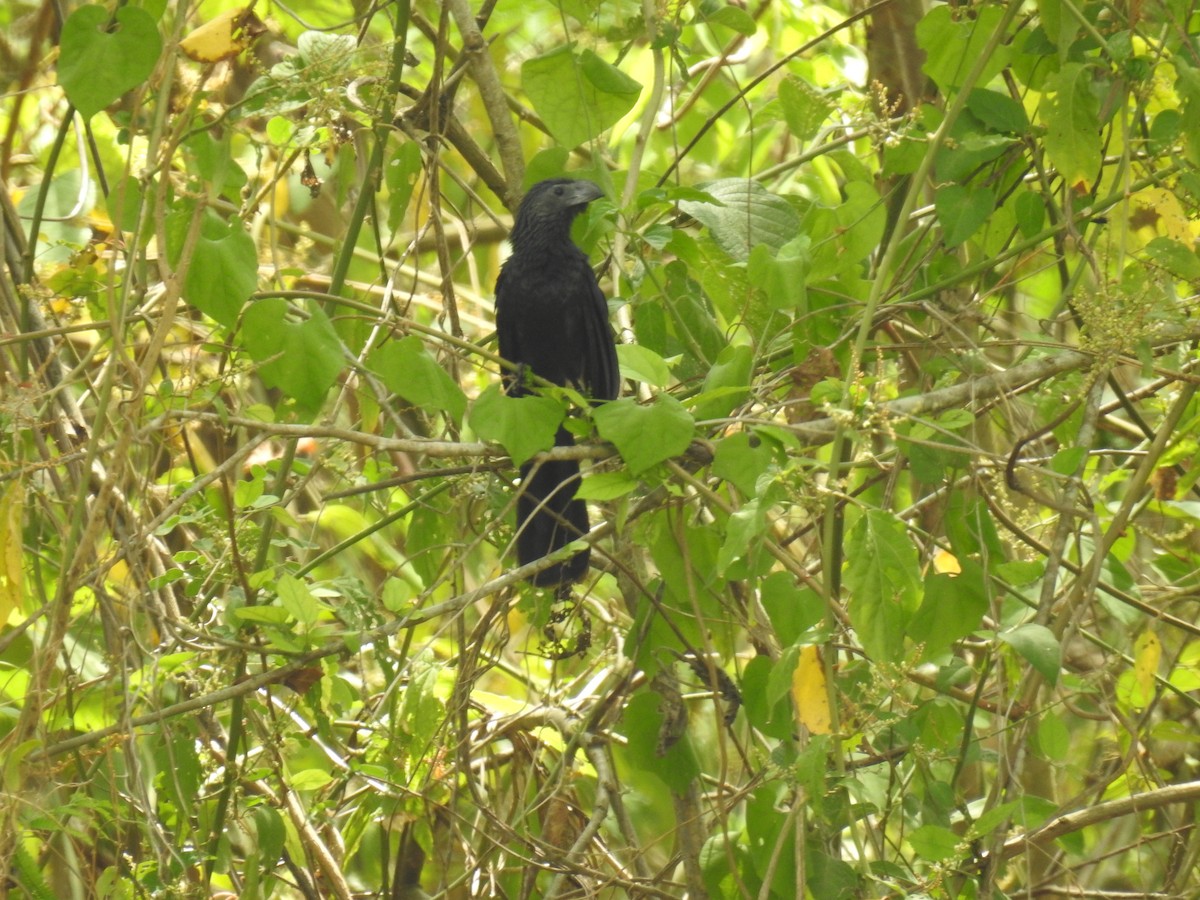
left=792, top=645, right=832, bottom=735
left=180, top=7, right=266, bottom=64
left=1132, top=631, right=1162, bottom=706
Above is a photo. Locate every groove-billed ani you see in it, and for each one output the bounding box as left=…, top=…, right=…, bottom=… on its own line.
left=495, top=178, right=620, bottom=586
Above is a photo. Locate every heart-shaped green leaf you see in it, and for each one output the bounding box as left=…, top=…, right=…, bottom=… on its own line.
left=167, top=209, right=258, bottom=327
left=242, top=299, right=344, bottom=416
left=59, top=5, right=162, bottom=119
left=468, top=385, right=563, bottom=467
left=593, top=395, right=694, bottom=475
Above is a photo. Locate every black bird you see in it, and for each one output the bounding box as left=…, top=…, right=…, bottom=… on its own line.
left=495, top=178, right=620, bottom=586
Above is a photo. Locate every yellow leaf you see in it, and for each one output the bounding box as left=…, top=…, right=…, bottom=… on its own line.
left=933, top=548, right=961, bottom=576
left=1133, top=631, right=1161, bottom=704
left=1126, top=187, right=1191, bottom=247
left=180, top=7, right=266, bottom=64
left=792, top=645, right=832, bottom=735
left=0, top=481, right=23, bottom=626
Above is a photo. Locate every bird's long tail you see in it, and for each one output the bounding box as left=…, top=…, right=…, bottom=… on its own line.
left=516, top=426, right=590, bottom=586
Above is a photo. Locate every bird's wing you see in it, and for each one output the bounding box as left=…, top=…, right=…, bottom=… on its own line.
left=581, top=263, right=620, bottom=401
left=493, top=266, right=524, bottom=394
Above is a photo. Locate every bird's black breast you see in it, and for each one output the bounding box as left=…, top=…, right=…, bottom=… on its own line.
left=495, top=244, right=608, bottom=394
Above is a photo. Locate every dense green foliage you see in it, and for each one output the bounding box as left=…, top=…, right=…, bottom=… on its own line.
left=3, top=0, right=1200, bottom=896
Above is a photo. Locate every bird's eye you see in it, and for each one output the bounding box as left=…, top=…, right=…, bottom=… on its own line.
left=554, top=186, right=564, bottom=196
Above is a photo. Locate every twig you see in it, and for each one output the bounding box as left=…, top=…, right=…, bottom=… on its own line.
left=997, top=780, right=1200, bottom=862
left=445, top=0, right=524, bottom=206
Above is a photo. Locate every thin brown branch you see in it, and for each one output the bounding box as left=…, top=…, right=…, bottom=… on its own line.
left=999, top=780, right=1200, bottom=862
left=445, top=0, right=524, bottom=206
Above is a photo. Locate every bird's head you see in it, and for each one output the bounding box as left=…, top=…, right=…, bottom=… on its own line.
left=509, top=178, right=604, bottom=249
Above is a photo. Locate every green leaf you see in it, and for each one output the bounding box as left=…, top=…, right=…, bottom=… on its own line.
left=297, top=30, right=356, bottom=71
left=690, top=344, right=754, bottom=421
left=58, top=5, right=162, bottom=119
left=760, top=573, right=824, bottom=646
left=368, top=336, right=467, bottom=424
left=1036, top=711, right=1070, bottom=760
left=647, top=520, right=723, bottom=643
left=677, top=179, right=802, bottom=261
left=748, top=235, right=809, bottom=309
left=1000, top=623, right=1061, bottom=685
left=616, top=343, right=673, bottom=387
left=105, top=175, right=146, bottom=234
left=167, top=209, right=258, bottom=327
left=1050, top=446, right=1088, bottom=476
left=1143, top=236, right=1200, bottom=281
left=1036, top=0, right=1078, bottom=55
left=909, top=824, right=961, bottom=862
left=918, top=5, right=1013, bottom=93
left=915, top=699, right=967, bottom=751
left=1040, top=63, right=1102, bottom=190
left=807, top=847, right=860, bottom=897
left=401, top=657, right=445, bottom=749
left=712, top=431, right=772, bottom=498
left=828, top=180, right=887, bottom=274
left=468, top=384, right=563, bottom=467
left=287, top=768, right=333, bottom=791
left=184, top=131, right=247, bottom=199
left=617, top=690, right=700, bottom=793
left=242, top=299, right=344, bottom=415
left=1149, top=109, right=1183, bottom=153
left=234, top=605, right=291, bottom=624
left=741, top=656, right=795, bottom=739
left=1014, top=190, right=1046, bottom=237
left=253, top=808, right=286, bottom=869
left=970, top=799, right=1022, bottom=838
left=935, top=184, right=995, bottom=247
left=522, top=45, right=642, bottom=149
left=845, top=510, right=922, bottom=663
left=806, top=181, right=886, bottom=281
left=996, top=559, right=1044, bottom=586
left=232, top=477, right=264, bottom=509
left=593, top=395, right=694, bottom=475
left=767, top=644, right=801, bottom=710
left=967, top=88, right=1030, bottom=134
left=381, top=577, right=416, bottom=614
left=18, top=171, right=92, bottom=265
left=701, top=3, right=757, bottom=35
left=909, top=561, right=990, bottom=659
left=667, top=269, right=728, bottom=369
left=386, top=141, right=424, bottom=231
left=407, top=498, right=448, bottom=587
left=717, top=500, right=765, bottom=574
left=943, top=490, right=1007, bottom=560
left=277, top=574, right=320, bottom=627
left=575, top=470, right=638, bottom=501
left=901, top=424, right=951, bottom=482
left=779, top=76, right=834, bottom=141
left=742, top=785, right=798, bottom=888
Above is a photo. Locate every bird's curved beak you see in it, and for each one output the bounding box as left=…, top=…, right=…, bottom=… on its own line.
left=567, top=180, right=604, bottom=206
